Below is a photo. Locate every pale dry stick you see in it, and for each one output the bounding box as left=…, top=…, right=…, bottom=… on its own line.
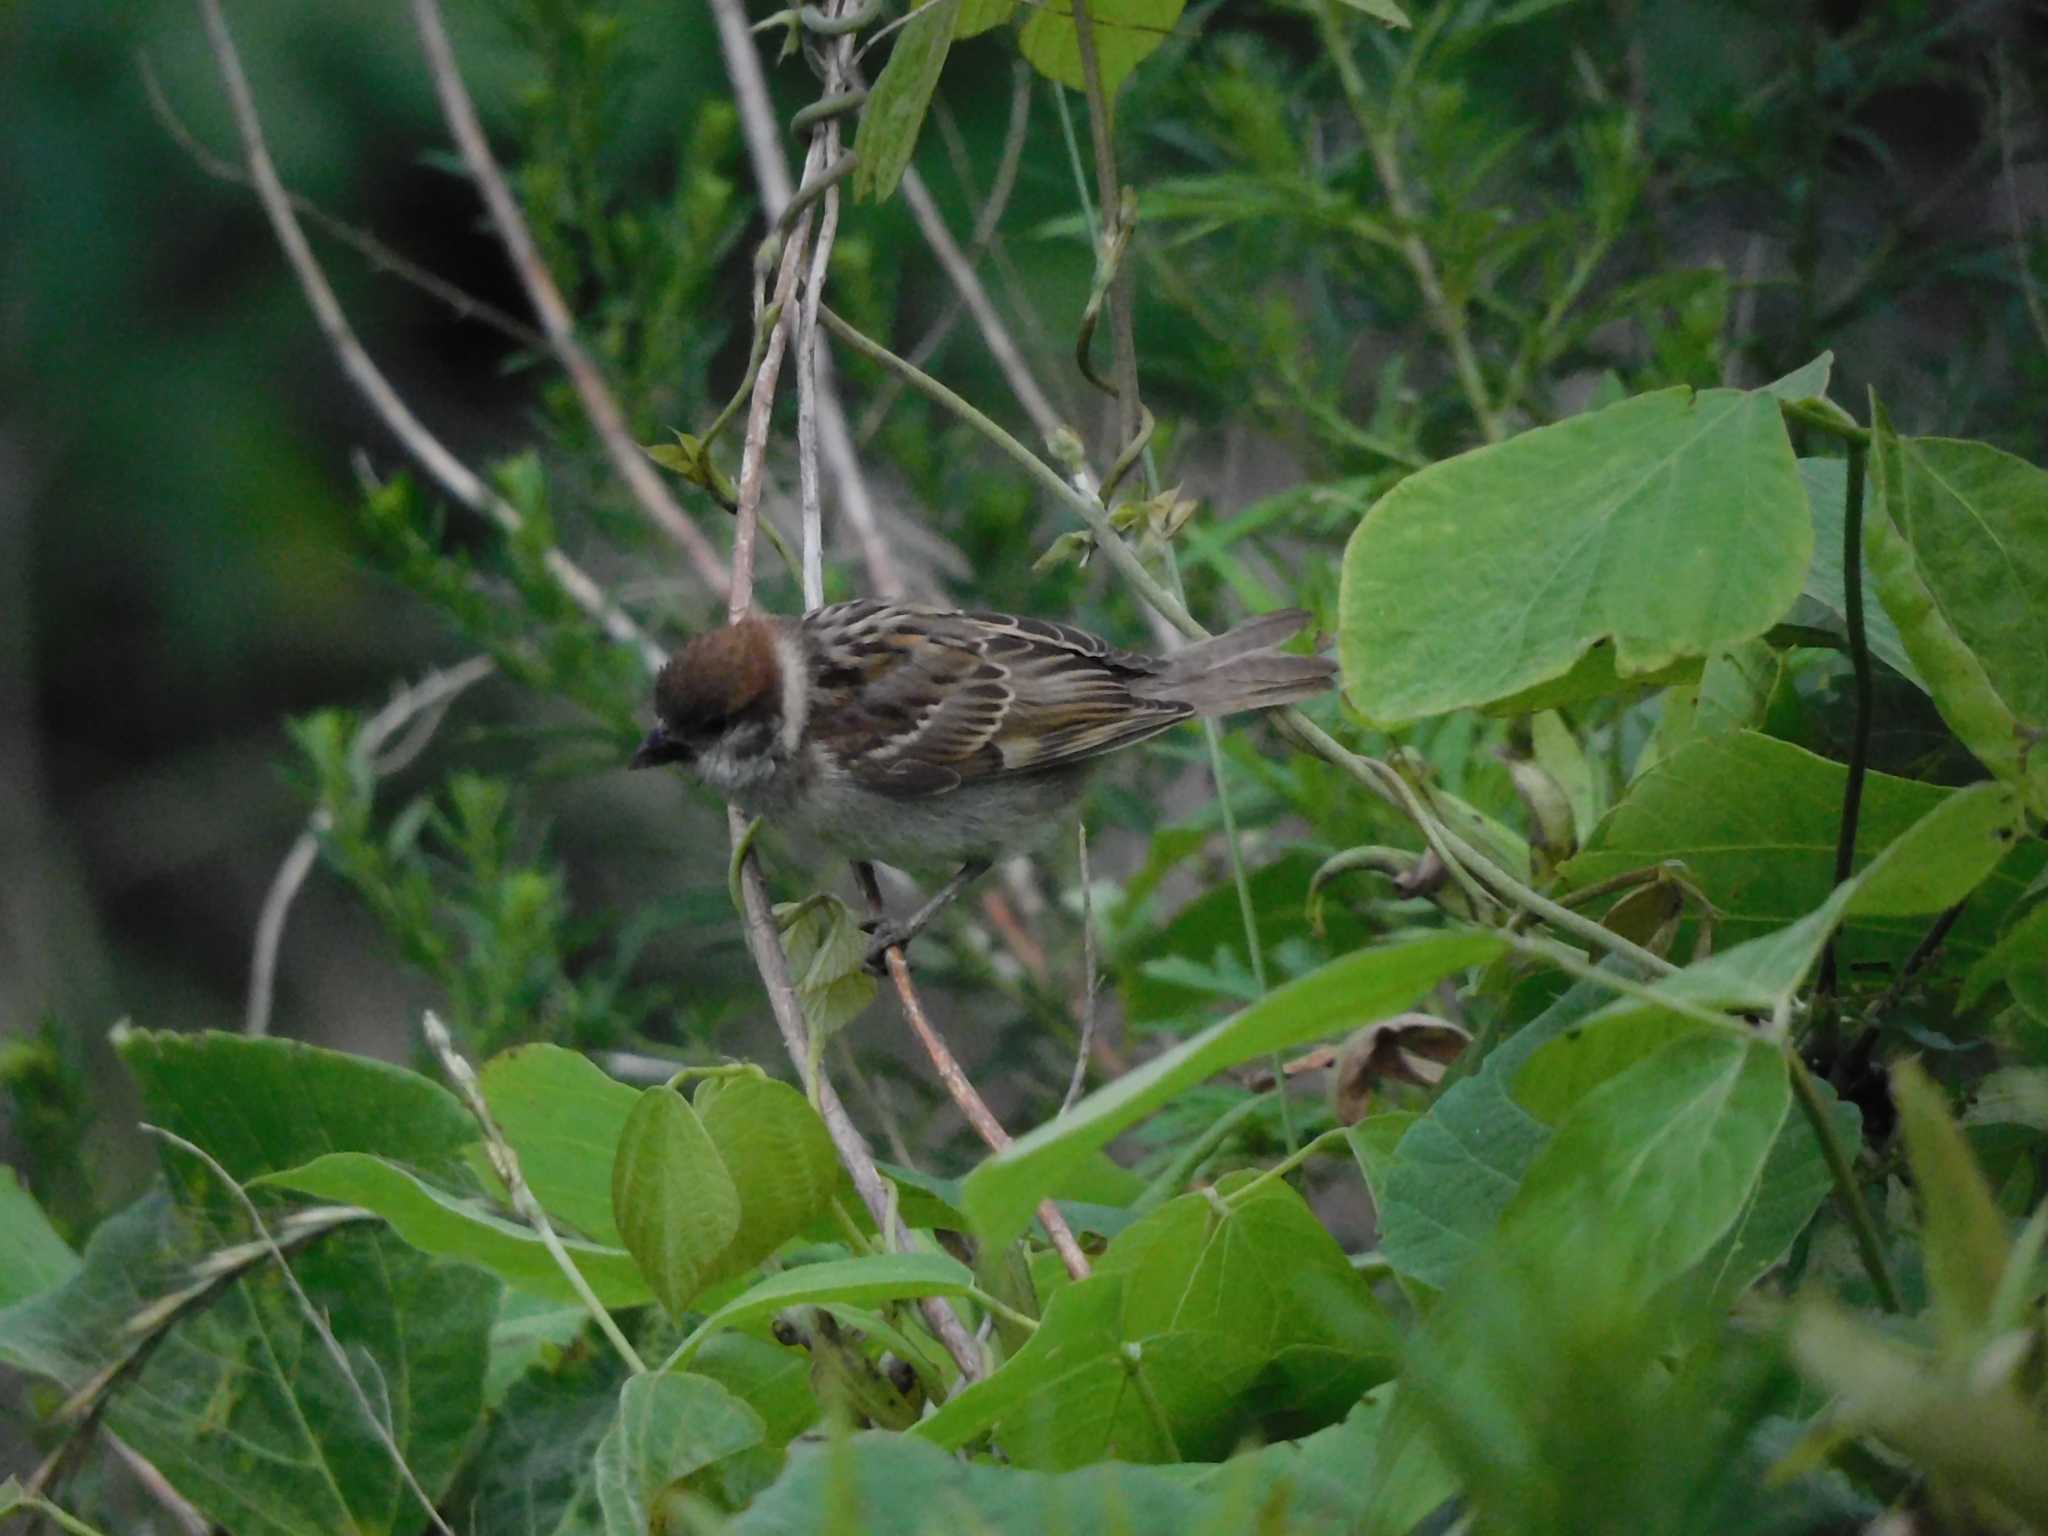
left=193, top=0, right=660, bottom=672
left=719, top=36, right=987, bottom=1377
left=420, top=1010, right=649, bottom=1374
left=139, top=56, right=544, bottom=352
left=246, top=656, right=495, bottom=1036
left=410, top=0, right=731, bottom=599
left=104, top=1435, right=208, bottom=1536
left=143, top=1127, right=458, bottom=1536
left=707, top=0, right=904, bottom=600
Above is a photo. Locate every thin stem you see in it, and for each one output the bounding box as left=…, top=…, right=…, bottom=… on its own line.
left=1221, top=1127, right=1352, bottom=1207
left=1787, top=1050, right=1903, bottom=1312
left=1817, top=439, right=1871, bottom=1001
left=409, top=0, right=731, bottom=598
left=1315, top=0, right=1503, bottom=442
left=1062, top=821, right=1098, bottom=1115
left=1065, top=0, right=1143, bottom=456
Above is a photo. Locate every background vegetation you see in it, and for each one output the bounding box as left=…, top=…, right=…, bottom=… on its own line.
left=4, top=0, right=2048, bottom=1529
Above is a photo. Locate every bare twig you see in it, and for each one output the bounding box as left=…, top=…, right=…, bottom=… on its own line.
left=140, top=55, right=545, bottom=352
left=409, top=0, right=732, bottom=600
left=420, top=1010, right=648, bottom=1373
left=247, top=656, right=494, bottom=1036
left=142, top=1127, right=457, bottom=1536
left=708, top=0, right=904, bottom=600
left=192, top=0, right=660, bottom=671
left=103, top=1434, right=209, bottom=1536
left=853, top=864, right=1093, bottom=1282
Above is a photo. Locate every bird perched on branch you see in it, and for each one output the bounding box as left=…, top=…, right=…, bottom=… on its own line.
left=631, top=599, right=1334, bottom=966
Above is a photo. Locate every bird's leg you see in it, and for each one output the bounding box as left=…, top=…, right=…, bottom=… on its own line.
left=862, top=860, right=991, bottom=973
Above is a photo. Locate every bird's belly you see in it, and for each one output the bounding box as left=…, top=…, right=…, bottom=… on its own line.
left=783, top=768, right=1089, bottom=871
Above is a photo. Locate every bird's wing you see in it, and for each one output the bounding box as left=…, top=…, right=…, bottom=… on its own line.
left=803, top=603, right=1189, bottom=797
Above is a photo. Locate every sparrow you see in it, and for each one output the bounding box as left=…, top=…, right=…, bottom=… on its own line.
left=630, top=599, right=1335, bottom=965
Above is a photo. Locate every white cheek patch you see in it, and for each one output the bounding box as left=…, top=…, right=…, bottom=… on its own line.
left=772, top=628, right=808, bottom=756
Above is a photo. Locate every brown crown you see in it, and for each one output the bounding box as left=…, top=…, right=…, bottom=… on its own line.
left=653, top=617, right=780, bottom=730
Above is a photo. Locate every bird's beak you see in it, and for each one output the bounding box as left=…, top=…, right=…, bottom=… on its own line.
left=629, top=726, right=685, bottom=770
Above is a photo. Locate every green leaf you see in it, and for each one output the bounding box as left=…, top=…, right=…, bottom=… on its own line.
left=955, top=0, right=1018, bottom=35
left=612, top=1086, right=742, bottom=1318
left=776, top=898, right=878, bottom=1037
left=1792, top=456, right=1926, bottom=689
left=1506, top=1030, right=1789, bottom=1290
left=964, top=929, right=1503, bottom=1246
left=1868, top=402, right=2048, bottom=816
left=462, top=1332, right=626, bottom=1536
left=852, top=0, right=959, bottom=203
left=111, top=1025, right=475, bottom=1183
left=0, top=1166, right=78, bottom=1307
left=1375, top=975, right=1613, bottom=1288
left=670, top=1253, right=978, bottom=1370
left=0, top=1195, right=494, bottom=1536
left=1562, top=732, right=2045, bottom=977
left=485, top=1292, right=590, bottom=1409
left=690, top=1333, right=820, bottom=1448
left=1639, top=639, right=1779, bottom=771
left=481, top=1044, right=642, bottom=1246
left=256, top=1151, right=654, bottom=1307
left=1761, top=351, right=1834, bottom=401
left=693, top=1071, right=842, bottom=1287
left=593, top=1373, right=766, bottom=1536
left=1693, top=1078, right=1858, bottom=1308
left=1892, top=1060, right=2009, bottom=1348
left=1340, top=387, right=1809, bottom=723
left=1017, top=0, right=1188, bottom=98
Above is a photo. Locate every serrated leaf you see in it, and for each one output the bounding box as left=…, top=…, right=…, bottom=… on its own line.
left=612, top=1087, right=742, bottom=1319
left=1340, top=387, right=1808, bottom=724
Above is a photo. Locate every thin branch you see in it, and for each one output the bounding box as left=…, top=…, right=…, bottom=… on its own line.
left=142, top=1128, right=457, bottom=1536
left=247, top=656, right=494, bottom=1036
left=139, top=55, right=545, bottom=352
left=852, top=864, right=1093, bottom=1283
left=192, top=0, right=660, bottom=672
left=1315, top=0, right=1504, bottom=443
left=1787, top=1051, right=1903, bottom=1312
left=103, top=1435, right=209, bottom=1536
left=1817, top=439, right=1872, bottom=1002
left=409, top=0, right=731, bottom=600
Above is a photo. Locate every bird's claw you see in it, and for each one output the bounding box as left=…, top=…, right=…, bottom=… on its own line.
left=860, top=918, right=912, bottom=976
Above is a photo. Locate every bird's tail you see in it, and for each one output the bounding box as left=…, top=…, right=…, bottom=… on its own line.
left=1135, top=609, right=1337, bottom=717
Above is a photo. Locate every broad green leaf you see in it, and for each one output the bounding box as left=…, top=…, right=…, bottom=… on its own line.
left=1761, top=351, right=1834, bottom=400
left=592, top=1373, right=766, bottom=1536
left=482, top=1044, right=641, bottom=1245
left=669, top=1253, right=977, bottom=1370
left=1375, top=976, right=1613, bottom=1289
left=694, top=1071, right=840, bottom=1287
left=916, top=1274, right=1165, bottom=1463
left=1867, top=403, right=2048, bottom=816
left=462, top=1332, right=627, bottom=1536
left=690, top=1333, right=820, bottom=1448
left=1695, top=1076, right=1858, bottom=1307
left=256, top=1151, right=653, bottom=1307
left=1792, top=456, right=1925, bottom=689
left=777, top=896, right=877, bottom=1036
left=1892, top=1060, right=2008, bottom=1348
left=0, top=1166, right=77, bottom=1306
left=1966, top=901, right=2048, bottom=1018
left=1017, top=0, right=1188, bottom=98
left=852, top=0, right=959, bottom=203
left=955, top=0, right=1018, bottom=35
left=112, top=1025, right=475, bottom=1183
left=736, top=1419, right=1379, bottom=1536
left=0, top=1194, right=493, bottom=1536
left=1639, top=639, right=1779, bottom=772
left=1340, top=387, right=1808, bottom=723
left=1506, top=1030, right=1789, bottom=1290
left=486, top=1293, right=590, bottom=1409
left=612, top=1086, right=741, bottom=1318
left=1481, top=643, right=1701, bottom=716
left=1562, top=732, right=2046, bottom=975
left=964, top=929, right=1503, bottom=1246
